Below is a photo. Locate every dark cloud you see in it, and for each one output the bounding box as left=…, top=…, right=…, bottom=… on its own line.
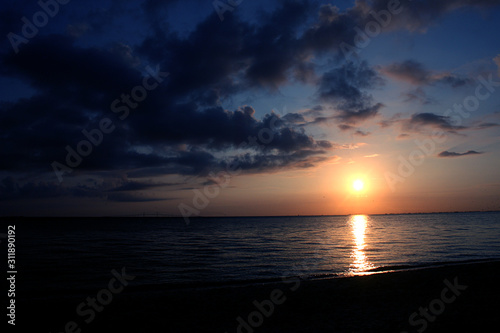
left=0, top=31, right=333, bottom=179
left=380, top=60, right=472, bottom=88
left=378, top=113, right=403, bottom=128
left=296, top=0, right=500, bottom=63
left=105, top=192, right=167, bottom=203
left=0, top=7, right=25, bottom=43
left=282, top=112, right=306, bottom=124
left=404, top=113, right=467, bottom=132
left=381, top=112, right=498, bottom=136
left=295, top=0, right=500, bottom=63
left=403, top=88, right=436, bottom=105
left=319, top=61, right=382, bottom=103
left=0, top=176, right=173, bottom=202
left=354, top=130, right=371, bottom=137
left=300, top=3, right=359, bottom=55
left=475, top=122, right=500, bottom=129
left=366, top=0, right=500, bottom=32
left=438, top=150, right=484, bottom=158
left=495, top=54, right=500, bottom=77
left=317, top=61, right=384, bottom=127
left=141, top=0, right=205, bottom=16
left=111, top=181, right=180, bottom=192
left=2, top=35, right=141, bottom=97
left=230, top=150, right=336, bottom=172
left=0, top=176, right=71, bottom=200
left=436, top=74, right=473, bottom=88
left=244, top=0, right=315, bottom=88
left=381, top=60, right=430, bottom=85
left=338, top=124, right=354, bottom=131
left=300, top=105, right=324, bottom=117
left=336, top=102, right=385, bottom=125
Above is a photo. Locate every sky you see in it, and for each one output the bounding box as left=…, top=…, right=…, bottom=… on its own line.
left=1, top=0, right=500, bottom=217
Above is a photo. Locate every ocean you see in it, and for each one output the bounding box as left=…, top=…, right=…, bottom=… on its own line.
left=5, top=212, right=500, bottom=299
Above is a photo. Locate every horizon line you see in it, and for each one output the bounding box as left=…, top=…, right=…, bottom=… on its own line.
left=1, top=210, right=499, bottom=219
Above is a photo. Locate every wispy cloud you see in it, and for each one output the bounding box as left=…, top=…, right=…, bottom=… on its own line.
left=475, top=122, right=500, bottom=130
left=494, top=54, right=500, bottom=77
left=404, top=113, right=467, bottom=133
left=355, top=130, right=371, bottom=137
left=438, top=150, right=483, bottom=158
left=402, top=88, right=436, bottom=105
left=0, top=177, right=175, bottom=202
left=380, top=60, right=472, bottom=88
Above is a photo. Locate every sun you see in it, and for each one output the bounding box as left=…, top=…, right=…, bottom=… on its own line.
left=353, top=179, right=364, bottom=192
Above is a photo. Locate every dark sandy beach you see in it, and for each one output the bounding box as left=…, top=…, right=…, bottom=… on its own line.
left=21, top=259, right=500, bottom=332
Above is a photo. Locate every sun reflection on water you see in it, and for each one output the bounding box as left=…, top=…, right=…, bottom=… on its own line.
left=349, top=215, right=374, bottom=273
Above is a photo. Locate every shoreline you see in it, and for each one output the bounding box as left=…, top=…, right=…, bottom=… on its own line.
left=21, top=258, right=500, bottom=298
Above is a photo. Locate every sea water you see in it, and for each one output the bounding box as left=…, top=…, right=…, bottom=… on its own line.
left=4, top=212, right=500, bottom=297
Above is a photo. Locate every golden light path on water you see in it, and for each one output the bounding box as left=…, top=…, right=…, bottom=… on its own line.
left=349, top=215, right=374, bottom=273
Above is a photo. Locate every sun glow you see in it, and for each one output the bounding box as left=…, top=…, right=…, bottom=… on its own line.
left=353, top=179, right=364, bottom=192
